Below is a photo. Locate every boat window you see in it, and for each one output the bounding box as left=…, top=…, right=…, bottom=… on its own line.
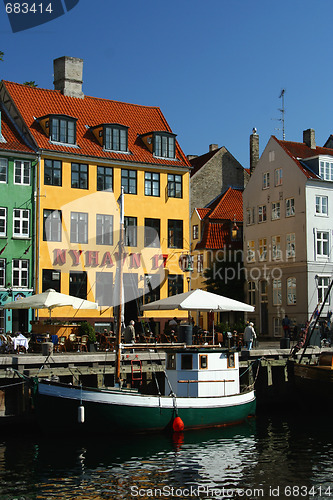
left=199, top=354, right=208, bottom=369
left=167, top=353, right=176, bottom=370
left=181, top=354, right=192, bottom=370
left=228, top=352, right=235, bottom=368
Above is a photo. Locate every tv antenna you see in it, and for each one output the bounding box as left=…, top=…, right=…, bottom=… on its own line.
left=272, top=88, right=286, bottom=140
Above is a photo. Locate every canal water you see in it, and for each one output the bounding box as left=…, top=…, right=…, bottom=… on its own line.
left=0, top=412, right=332, bottom=500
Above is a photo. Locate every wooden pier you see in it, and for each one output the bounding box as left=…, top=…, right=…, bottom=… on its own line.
left=0, top=343, right=331, bottom=423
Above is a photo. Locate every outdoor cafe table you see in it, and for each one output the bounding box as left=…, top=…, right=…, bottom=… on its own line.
left=13, top=334, right=29, bottom=352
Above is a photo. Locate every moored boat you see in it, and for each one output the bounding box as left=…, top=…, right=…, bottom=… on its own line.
left=34, top=346, right=256, bottom=434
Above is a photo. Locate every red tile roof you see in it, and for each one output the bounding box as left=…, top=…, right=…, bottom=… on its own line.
left=2, top=81, right=189, bottom=167
left=272, top=136, right=330, bottom=179
left=208, top=187, right=243, bottom=221
left=196, top=208, right=210, bottom=220
left=196, top=222, right=230, bottom=250
left=0, top=109, right=34, bottom=153
left=194, top=188, right=243, bottom=250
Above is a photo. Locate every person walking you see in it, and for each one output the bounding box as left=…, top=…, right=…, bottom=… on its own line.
left=243, top=322, right=256, bottom=350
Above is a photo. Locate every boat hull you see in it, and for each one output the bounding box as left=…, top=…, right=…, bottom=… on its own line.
left=293, top=362, right=333, bottom=404
left=35, top=381, right=256, bottom=433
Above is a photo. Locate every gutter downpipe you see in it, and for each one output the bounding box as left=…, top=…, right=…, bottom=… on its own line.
left=34, top=153, right=41, bottom=320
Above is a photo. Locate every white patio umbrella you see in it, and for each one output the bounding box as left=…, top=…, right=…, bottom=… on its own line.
left=3, top=288, right=98, bottom=319
left=141, top=289, right=254, bottom=313
left=141, top=289, right=254, bottom=343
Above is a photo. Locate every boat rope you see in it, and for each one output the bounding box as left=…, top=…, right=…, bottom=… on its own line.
left=240, top=357, right=263, bottom=391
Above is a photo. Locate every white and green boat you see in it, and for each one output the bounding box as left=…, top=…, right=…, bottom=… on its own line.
left=34, top=346, right=256, bottom=434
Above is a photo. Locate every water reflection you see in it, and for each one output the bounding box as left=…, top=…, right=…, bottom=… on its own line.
left=0, top=415, right=332, bottom=499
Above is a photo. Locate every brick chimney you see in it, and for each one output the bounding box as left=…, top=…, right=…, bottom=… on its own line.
left=250, top=128, right=259, bottom=174
left=209, top=144, right=219, bottom=152
left=303, top=129, right=316, bottom=149
left=53, top=56, right=84, bottom=98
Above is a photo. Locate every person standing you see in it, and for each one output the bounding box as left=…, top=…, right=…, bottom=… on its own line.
left=282, top=314, right=291, bottom=338
left=124, top=320, right=136, bottom=343
left=243, top=322, right=256, bottom=350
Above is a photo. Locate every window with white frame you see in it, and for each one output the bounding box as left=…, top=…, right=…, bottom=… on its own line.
left=286, top=198, right=295, bottom=217
left=317, top=276, right=330, bottom=304
left=272, top=279, right=282, bottom=306
left=0, top=259, right=5, bottom=287
left=319, top=160, right=333, bottom=181
left=274, top=168, right=282, bottom=186
left=0, top=158, right=7, bottom=183
left=14, top=160, right=30, bottom=185
left=13, top=209, right=29, bottom=238
left=259, top=238, right=267, bottom=261
left=262, top=172, right=270, bottom=189
left=247, top=240, right=255, bottom=262
left=258, top=205, right=267, bottom=223
left=193, top=224, right=199, bottom=240
left=0, top=207, right=6, bottom=237
left=269, top=150, right=275, bottom=162
left=246, top=208, right=255, bottom=225
left=271, top=202, right=280, bottom=220
left=272, top=235, right=282, bottom=260
left=316, top=230, right=329, bottom=258
left=70, top=212, right=88, bottom=244
left=248, top=281, right=256, bottom=305
left=287, top=277, right=296, bottom=305
left=12, top=259, right=29, bottom=287
left=286, top=233, right=296, bottom=259
left=316, top=195, right=328, bottom=215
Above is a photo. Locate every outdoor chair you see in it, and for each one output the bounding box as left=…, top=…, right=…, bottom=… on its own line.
left=77, top=335, right=88, bottom=352
left=68, top=333, right=77, bottom=351
left=55, top=336, right=67, bottom=352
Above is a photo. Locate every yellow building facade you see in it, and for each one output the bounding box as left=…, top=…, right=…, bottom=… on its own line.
left=1, top=57, right=191, bottom=334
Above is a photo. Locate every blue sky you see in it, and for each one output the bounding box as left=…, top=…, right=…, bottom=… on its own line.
left=0, top=0, right=332, bottom=169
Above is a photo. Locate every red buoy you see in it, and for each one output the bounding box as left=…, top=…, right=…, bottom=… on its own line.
left=172, top=416, right=184, bottom=432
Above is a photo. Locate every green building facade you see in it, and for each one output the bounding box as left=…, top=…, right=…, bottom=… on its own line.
left=0, top=109, right=36, bottom=334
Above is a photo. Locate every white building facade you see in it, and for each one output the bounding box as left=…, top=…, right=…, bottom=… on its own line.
left=243, top=129, right=333, bottom=337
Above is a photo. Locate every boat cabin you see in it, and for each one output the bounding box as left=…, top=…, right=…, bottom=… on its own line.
left=165, top=347, right=240, bottom=398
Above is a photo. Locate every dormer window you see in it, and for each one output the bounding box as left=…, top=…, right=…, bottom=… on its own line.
left=104, top=124, right=128, bottom=152
left=140, top=131, right=176, bottom=160
left=38, top=114, right=77, bottom=145
left=49, top=115, right=76, bottom=145
left=319, top=159, right=333, bottom=181
left=154, top=132, right=175, bottom=159
left=90, top=123, right=128, bottom=153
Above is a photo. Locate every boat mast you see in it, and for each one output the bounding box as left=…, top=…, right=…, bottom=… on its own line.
left=115, top=187, right=124, bottom=386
